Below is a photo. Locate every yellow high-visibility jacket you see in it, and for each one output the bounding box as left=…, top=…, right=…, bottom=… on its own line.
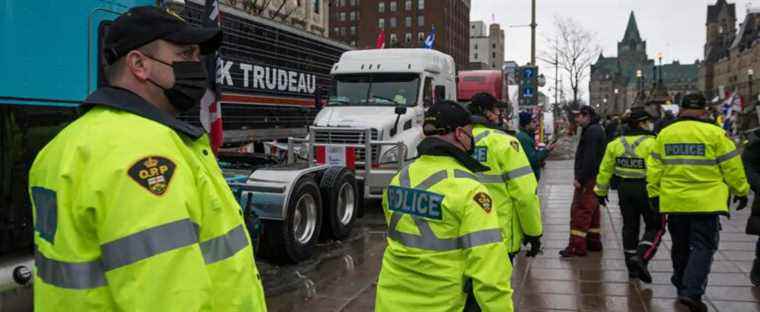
left=376, top=139, right=513, bottom=312
left=30, top=87, right=267, bottom=311
left=595, top=130, right=656, bottom=196
left=472, top=124, right=542, bottom=253
left=647, top=117, right=749, bottom=214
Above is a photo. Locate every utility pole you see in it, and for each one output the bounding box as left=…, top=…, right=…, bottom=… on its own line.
left=554, top=37, right=559, bottom=108
left=531, top=0, right=537, bottom=65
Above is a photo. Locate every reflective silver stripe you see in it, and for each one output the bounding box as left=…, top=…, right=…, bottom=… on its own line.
left=614, top=168, right=646, bottom=178
left=716, top=149, right=739, bottom=164
left=398, top=165, right=411, bottom=187
left=624, top=249, right=637, bottom=254
left=100, top=219, right=199, bottom=271
left=505, top=166, right=534, bottom=180
left=415, top=170, right=448, bottom=190
left=200, top=225, right=249, bottom=264
left=639, top=241, right=653, bottom=246
left=474, top=130, right=491, bottom=144
left=477, top=174, right=505, bottom=184
left=389, top=224, right=502, bottom=251
left=651, top=152, right=662, bottom=161
left=661, top=158, right=718, bottom=166
left=621, top=137, right=635, bottom=157
left=453, top=169, right=482, bottom=183
left=35, top=252, right=106, bottom=289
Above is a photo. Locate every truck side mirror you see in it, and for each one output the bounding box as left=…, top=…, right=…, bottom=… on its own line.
left=395, top=106, right=407, bottom=115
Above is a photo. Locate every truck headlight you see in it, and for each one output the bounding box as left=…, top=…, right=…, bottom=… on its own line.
left=380, top=146, right=401, bottom=164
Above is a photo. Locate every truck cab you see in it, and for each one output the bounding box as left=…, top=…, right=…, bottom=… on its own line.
left=315, top=49, right=456, bottom=197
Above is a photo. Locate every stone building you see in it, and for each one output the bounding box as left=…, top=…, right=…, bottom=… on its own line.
left=589, top=12, right=699, bottom=116
left=329, top=0, right=472, bottom=70
left=468, top=21, right=505, bottom=70
left=700, top=0, right=760, bottom=105
left=221, top=0, right=330, bottom=37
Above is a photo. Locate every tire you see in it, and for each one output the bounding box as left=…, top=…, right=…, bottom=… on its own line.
left=258, top=176, right=322, bottom=263
left=320, top=167, right=358, bottom=240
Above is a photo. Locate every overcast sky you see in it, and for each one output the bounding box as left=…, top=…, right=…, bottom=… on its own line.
left=470, top=0, right=755, bottom=101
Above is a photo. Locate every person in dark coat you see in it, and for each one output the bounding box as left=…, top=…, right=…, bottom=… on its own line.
left=560, top=105, right=607, bottom=257
left=742, top=128, right=760, bottom=287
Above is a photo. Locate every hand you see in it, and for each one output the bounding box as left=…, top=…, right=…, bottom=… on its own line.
left=596, top=194, right=608, bottom=206
left=649, top=197, right=660, bottom=213
left=733, top=195, right=749, bottom=211
left=523, top=235, right=542, bottom=257
left=573, top=180, right=581, bottom=189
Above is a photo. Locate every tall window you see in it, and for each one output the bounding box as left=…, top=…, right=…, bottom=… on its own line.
left=418, top=0, right=424, bottom=10
left=350, top=11, right=356, bottom=21
left=405, top=33, right=412, bottom=43
left=350, top=26, right=356, bottom=35
left=405, top=0, right=412, bottom=10
left=405, top=16, right=412, bottom=28
left=378, top=18, right=385, bottom=28
left=418, top=32, right=425, bottom=41
left=417, top=15, right=424, bottom=26
left=390, top=1, right=397, bottom=12
left=378, top=2, right=385, bottom=13
left=390, top=33, right=398, bottom=44
left=390, top=17, right=397, bottom=28
left=340, top=12, right=346, bottom=21
left=350, top=0, right=356, bottom=6
left=313, top=0, right=320, bottom=14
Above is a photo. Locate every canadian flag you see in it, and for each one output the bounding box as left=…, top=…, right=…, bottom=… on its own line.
left=376, top=30, right=385, bottom=49
left=201, top=0, right=224, bottom=153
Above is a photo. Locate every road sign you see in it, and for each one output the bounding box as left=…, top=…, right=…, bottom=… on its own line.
left=519, top=65, right=539, bottom=107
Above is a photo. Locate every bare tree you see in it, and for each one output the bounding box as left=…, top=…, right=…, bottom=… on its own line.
left=544, top=16, right=600, bottom=110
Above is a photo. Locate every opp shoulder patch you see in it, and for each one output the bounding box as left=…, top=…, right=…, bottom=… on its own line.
left=510, top=141, right=520, bottom=152
left=128, top=156, right=177, bottom=196
left=473, top=192, right=493, bottom=213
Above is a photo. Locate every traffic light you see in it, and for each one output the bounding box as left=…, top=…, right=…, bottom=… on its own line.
left=519, top=66, right=539, bottom=107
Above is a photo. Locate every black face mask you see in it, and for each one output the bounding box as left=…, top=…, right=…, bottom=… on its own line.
left=146, top=55, right=208, bottom=112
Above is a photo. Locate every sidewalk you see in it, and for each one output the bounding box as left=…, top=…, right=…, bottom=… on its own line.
left=514, top=160, right=760, bottom=312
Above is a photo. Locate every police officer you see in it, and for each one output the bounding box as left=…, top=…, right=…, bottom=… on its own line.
left=648, top=93, right=749, bottom=312
left=376, top=101, right=513, bottom=312
left=29, top=7, right=266, bottom=311
left=468, top=93, right=543, bottom=261
left=595, top=110, right=665, bottom=284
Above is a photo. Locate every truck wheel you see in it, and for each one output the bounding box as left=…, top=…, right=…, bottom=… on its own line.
left=259, top=176, right=322, bottom=263
left=320, top=167, right=358, bottom=240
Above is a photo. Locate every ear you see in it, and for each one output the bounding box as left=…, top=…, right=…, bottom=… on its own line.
left=125, top=51, right=151, bottom=82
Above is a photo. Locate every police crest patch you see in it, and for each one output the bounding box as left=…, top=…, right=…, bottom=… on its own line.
left=510, top=141, right=520, bottom=152
left=128, top=156, right=176, bottom=196
left=474, top=192, right=493, bottom=213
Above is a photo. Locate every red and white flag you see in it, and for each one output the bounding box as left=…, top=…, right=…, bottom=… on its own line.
left=376, top=30, right=385, bottom=49
left=201, top=0, right=224, bottom=153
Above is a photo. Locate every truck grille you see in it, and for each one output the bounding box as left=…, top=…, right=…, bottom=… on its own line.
left=313, top=128, right=380, bottom=164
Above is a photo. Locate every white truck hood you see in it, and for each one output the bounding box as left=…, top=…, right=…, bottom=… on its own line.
left=313, top=106, right=401, bottom=130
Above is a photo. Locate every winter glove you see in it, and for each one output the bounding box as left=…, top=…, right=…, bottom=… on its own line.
left=649, top=197, right=660, bottom=213
left=523, top=235, right=542, bottom=257
left=596, top=194, right=608, bottom=206
left=733, top=195, right=749, bottom=211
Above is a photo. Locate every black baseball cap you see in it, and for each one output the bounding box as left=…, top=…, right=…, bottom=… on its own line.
left=572, top=105, right=596, bottom=116
left=104, top=6, right=222, bottom=65
left=627, top=109, right=652, bottom=123
left=423, top=101, right=472, bottom=135
left=681, top=93, right=707, bottom=109
left=469, top=92, right=498, bottom=113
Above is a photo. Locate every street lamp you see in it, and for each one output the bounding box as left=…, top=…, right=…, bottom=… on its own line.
left=656, top=52, right=664, bottom=82
left=636, top=69, right=644, bottom=103
left=749, top=68, right=755, bottom=109
left=614, top=88, right=619, bottom=115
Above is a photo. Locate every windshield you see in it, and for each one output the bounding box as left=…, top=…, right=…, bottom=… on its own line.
left=330, top=73, right=420, bottom=107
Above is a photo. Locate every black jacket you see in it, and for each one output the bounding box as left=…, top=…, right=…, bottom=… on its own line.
left=574, top=115, right=606, bottom=184
left=743, top=130, right=760, bottom=235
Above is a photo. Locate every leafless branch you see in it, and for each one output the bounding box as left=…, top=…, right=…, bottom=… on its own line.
left=543, top=16, right=600, bottom=109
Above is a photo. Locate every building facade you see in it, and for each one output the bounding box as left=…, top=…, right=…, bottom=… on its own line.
left=589, top=12, right=699, bottom=116
left=221, top=0, right=330, bottom=37
left=699, top=0, right=760, bottom=105
left=468, top=21, right=505, bottom=70
left=329, top=0, right=471, bottom=70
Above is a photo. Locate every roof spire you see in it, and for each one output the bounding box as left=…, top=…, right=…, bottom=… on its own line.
left=623, top=11, right=642, bottom=42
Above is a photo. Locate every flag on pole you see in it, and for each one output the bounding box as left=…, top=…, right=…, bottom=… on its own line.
left=423, top=26, right=436, bottom=49
left=201, top=0, right=224, bottom=153
left=376, top=30, right=386, bottom=49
